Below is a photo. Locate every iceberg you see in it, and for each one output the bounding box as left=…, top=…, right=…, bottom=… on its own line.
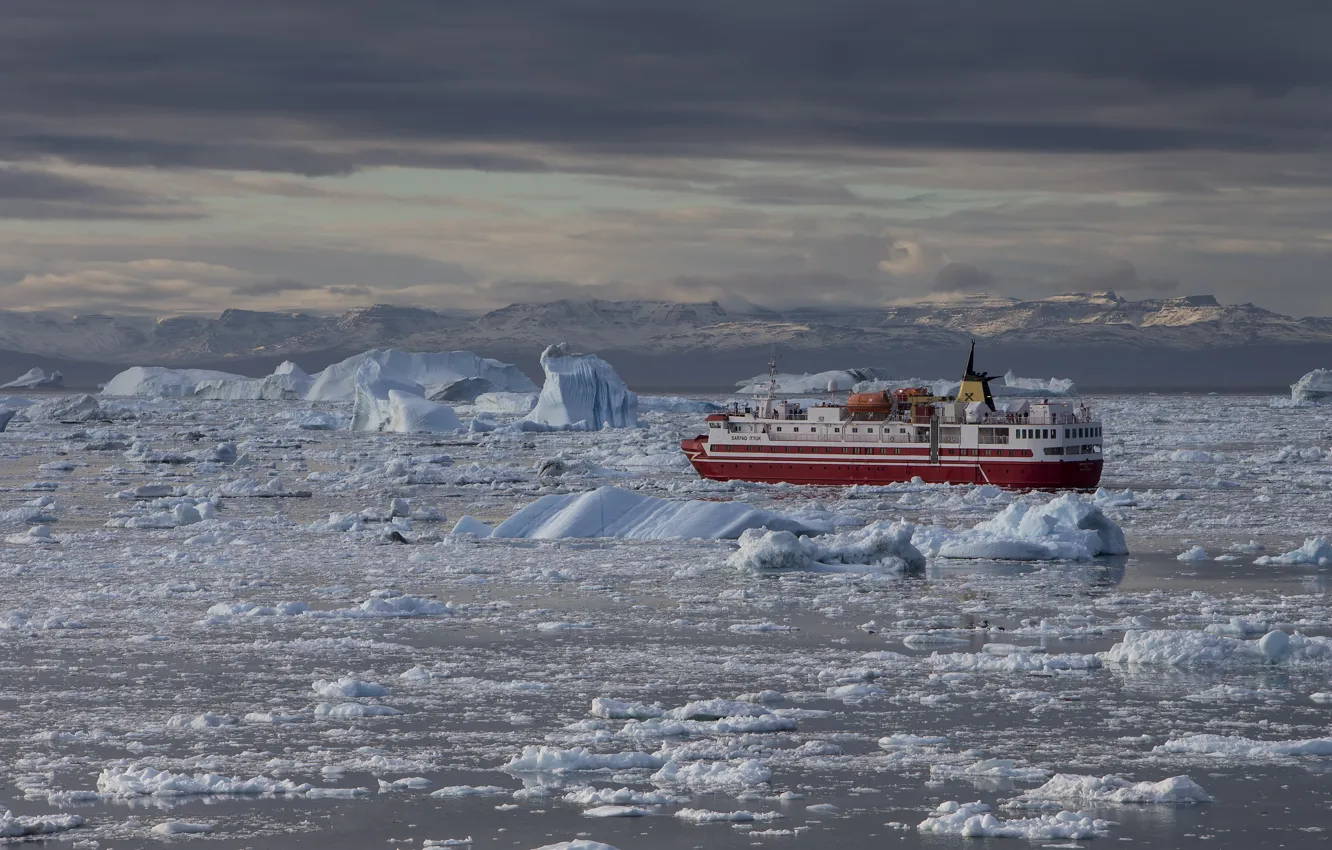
left=193, top=361, right=313, bottom=400
left=1, top=368, right=63, bottom=389
left=488, top=485, right=835, bottom=540
left=352, top=389, right=462, bottom=434
left=306, top=349, right=536, bottom=402
left=852, top=373, right=1078, bottom=399
left=473, top=392, right=539, bottom=414
left=1291, top=369, right=1332, bottom=403
left=737, top=369, right=872, bottom=395
left=910, top=494, right=1127, bottom=560
left=525, top=343, right=637, bottom=430
left=102, top=366, right=248, bottom=398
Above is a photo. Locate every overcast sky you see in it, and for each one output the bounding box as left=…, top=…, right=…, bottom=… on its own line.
left=3, top=1, right=1331, bottom=317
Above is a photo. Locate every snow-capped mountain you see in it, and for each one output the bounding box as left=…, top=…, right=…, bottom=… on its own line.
left=2, top=292, right=1331, bottom=388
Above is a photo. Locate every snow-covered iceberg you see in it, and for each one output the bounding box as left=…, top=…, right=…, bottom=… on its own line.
left=352, top=388, right=462, bottom=434
left=102, top=366, right=248, bottom=398
left=524, top=343, right=637, bottom=430
left=485, top=486, right=836, bottom=540
left=1, top=368, right=63, bottom=389
left=306, top=349, right=536, bottom=403
left=1291, top=369, right=1332, bottom=403
left=193, top=361, right=313, bottom=400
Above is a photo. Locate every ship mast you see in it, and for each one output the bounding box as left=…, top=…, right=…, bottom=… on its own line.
left=763, top=349, right=778, bottom=418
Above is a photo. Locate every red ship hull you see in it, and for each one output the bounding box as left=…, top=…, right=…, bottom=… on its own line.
left=681, top=437, right=1102, bottom=491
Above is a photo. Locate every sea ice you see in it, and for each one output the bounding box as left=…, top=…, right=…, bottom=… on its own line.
left=1255, top=537, right=1332, bottom=566
left=649, top=758, right=772, bottom=790
left=502, top=746, right=666, bottom=774
left=0, top=809, right=83, bottom=838
left=97, top=766, right=311, bottom=796
left=1155, top=734, right=1332, bottom=758
left=524, top=343, right=637, bottom=430
left=312, top=677, right=390, bottom=698
left=909, top=494, right=1128, bottom=560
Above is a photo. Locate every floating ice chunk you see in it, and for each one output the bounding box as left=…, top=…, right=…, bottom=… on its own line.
left=1185, top=684, right=1289, bottom=702
left=910, top=494, right=1128, bottom=560
left=1176, top=546, right=1209, bottom=562
left=502, top=746, right=667, bottom=774
left=531, top=841, right=622, bottom=850
left=525, top=343, right=637, bottom=430
left=316, top=596, right=453, bottom=618
left=931, top=759, right=1050, bottom=781
left=165, top=713, right=239, bottom=730
left=674, top=808, right=784, bottom=823
left=97, top=766, right=312, bottom=796
left=917, top=801, right=1109, bottom=839
left=305, top=787, right=371, bottom=798
left=430, top=785, right=510, bottom=798
left=590, top=698, right=664, bottom=720
left=313, top=702, right=403, bottom=718
left=902, top=634, right=971, bottom=648
left=491, top=486, right=832, bottom=540
left=423, top=840, right=473, bottom=848
left=1011, top=773, right=1212, bottom=808
left=0, top=809, right=84, bottom=838
left=1099, top=629, right=1330, bottom=667
left=151, top=822, right=213, bottom=835
left=6, top=525, right=57, bottom=544
left=583, top=805, right=652, bottom=817
left=378, top=777, right=433, bottom=791
left=649, top=759, right=772, bottom=790
left=665, top=699, right=769, bottom=721
left=1255, top=537, right=1332, bottom=566
left=1311, top=692, right=1332, bottom=703
left=194, top=362, right=312, bottom=400
left=313, top=677, right=390, bottom=698
left=729, top=521, right=925, bottom=572
left=1155, top=734, right=1332, bottom=758
left=923, top=651, right=1101, bottom=674
left=563, top=787, right=677, bottom=806
left=287, top=410, right=342, bottom=431
left=879, top=733, right=949, bottom=748
left=1291, top=369, right=1332, bottom=403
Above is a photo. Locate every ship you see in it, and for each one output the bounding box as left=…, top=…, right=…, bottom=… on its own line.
left=680, top=345, right=1103, bottom=490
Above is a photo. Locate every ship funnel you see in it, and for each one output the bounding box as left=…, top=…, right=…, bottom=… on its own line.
left=955, top=340, right=996, bottom=410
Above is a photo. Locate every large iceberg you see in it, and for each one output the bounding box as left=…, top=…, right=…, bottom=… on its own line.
left=307, top=349, right=537, bottom=403
left=852, top=373, right=1077, bottom=399
left=479, top=486, right=835, bottom=540
left=524, top=343, right=637, bottom=430
left=102, top=366, right=248, bottom=398
left=1, top=368, right=63, bottom=389
left=351, top=388, right=462, bottom=434
left=1291, top=369, right=1332, bottom=403
left=193, top=361, right=313, bottom=401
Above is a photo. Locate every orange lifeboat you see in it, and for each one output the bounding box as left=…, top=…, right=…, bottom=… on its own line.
left=846, top=391, right=893, bottom=414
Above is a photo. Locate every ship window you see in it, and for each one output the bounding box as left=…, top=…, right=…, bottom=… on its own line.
left=852, top=428, right=858, bottom=433
left=834, top=427, right=840, bottom=433
left=776, top=426, right=782, bottom=431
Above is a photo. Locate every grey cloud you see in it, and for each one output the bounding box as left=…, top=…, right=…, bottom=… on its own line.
left=230, top=278, right=317, bottom=296
left=1070, top=260, right=1179, bottom=295
left=0, top=166, right=201, bottom=220
left=2, top=0, right=1331, bottom=178
left=932, top=262, right=996, bottom=293
left=326, top=285, right=373, bottom=297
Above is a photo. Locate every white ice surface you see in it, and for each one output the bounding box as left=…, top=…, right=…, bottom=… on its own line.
left=307, top=349, right=536, bottom=402
left=525, top=344, right=637, bottom=430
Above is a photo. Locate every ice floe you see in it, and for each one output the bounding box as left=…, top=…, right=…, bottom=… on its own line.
left=908, top=493, right=1128, bottom=560
left=1009, top=774, right=1212, bottom=807
left=728, top=522, right=924, bottom=572
left=1099, top=629, right=1330, bottom=666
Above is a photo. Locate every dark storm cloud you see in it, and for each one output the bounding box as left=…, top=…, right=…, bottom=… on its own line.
left=3, top=1, right=1330, bottom=174
left=230, top=278, right=317, bottom=297
left=0, top=165, right=199, bottom=219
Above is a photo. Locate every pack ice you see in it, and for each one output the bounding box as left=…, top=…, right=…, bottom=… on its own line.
left=908, top=494, right=1127, bottom=560
left=475, top=485, right=838, bottom=539
left=524, top=343, right=637, bottom=430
